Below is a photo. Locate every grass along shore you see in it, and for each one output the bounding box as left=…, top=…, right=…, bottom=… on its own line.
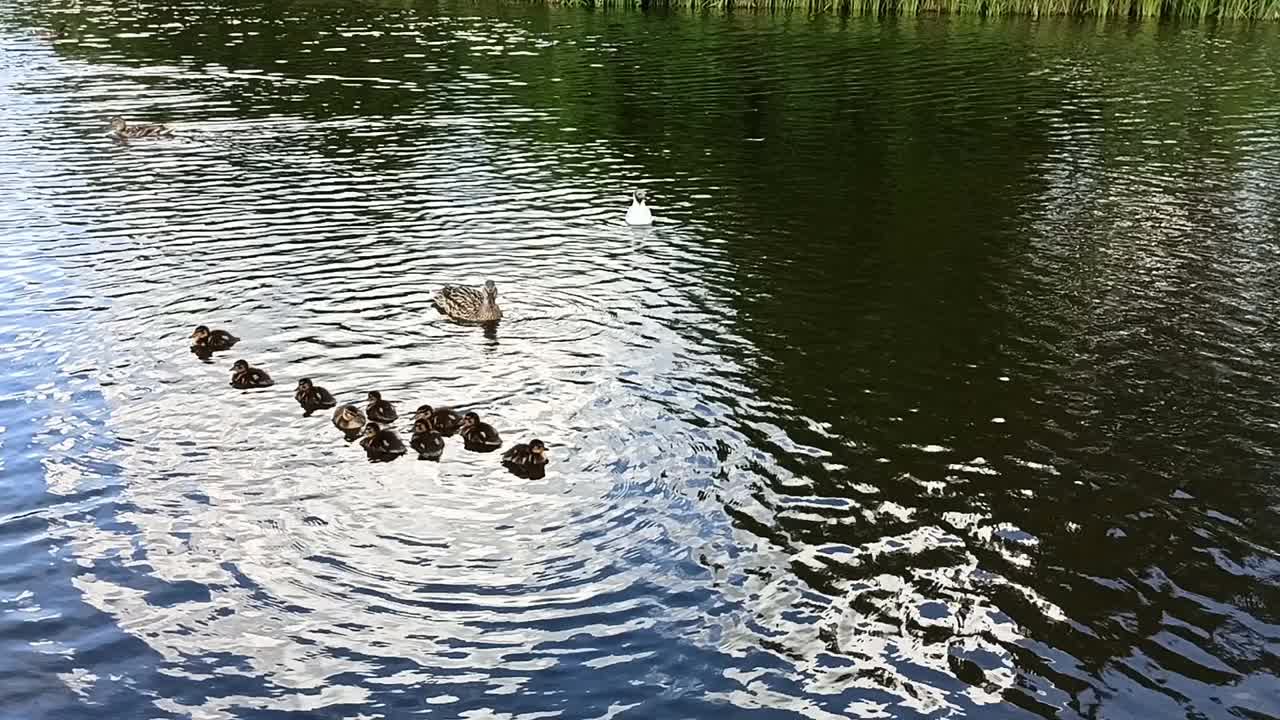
left=528, top=0, right=1280, bottom=19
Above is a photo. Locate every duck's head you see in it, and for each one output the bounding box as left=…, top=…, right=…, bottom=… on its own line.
left=529, top=439, right=547, bottom=456
left=367, top=390, right=383, bottom=403
left=109, top=116, right=126, bottom=133
left=483, top=280, right=498, bottom=299
left=413, top=419, right=432, bottom=434
left=415, top=404, right=433, bottom=415
left=231, top=359, right=249, bottom=372
left=633, top=189, right=647, bottom=205
left=297, top=378, right=313, bottom=391
left=462, top=411, right=480, bottom=428
left=363, top=422, right=381, bottom=437
left=191, top=325, right=210, bottom=341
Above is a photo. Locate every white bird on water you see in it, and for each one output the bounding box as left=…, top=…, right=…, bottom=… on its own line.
left=625, top=189, right=653, bottom=226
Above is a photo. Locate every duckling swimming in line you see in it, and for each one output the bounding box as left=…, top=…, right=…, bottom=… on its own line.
left=460, top=411, right=502, bottom=452
left=433, top=280, right=502, bottom=323
left=413, top=404, right=463, bottom=436
left=295, top=378, right=337, bottom=415
left=109, top=116, right=173, bottom=140
left=410, top=420, right=445, bottom=461
left=333, top=404, right=366, bottom=440
left=502, top=439, right=548, bottom=467
left=230, top=359, right=273, bottom=389
left=190, top=325, right=239, bottom=352
left=366, top=391, right=397, bottom=424
left=625, top=189, right=653, bottom=226
left=360, top=422, right=406, bottom=461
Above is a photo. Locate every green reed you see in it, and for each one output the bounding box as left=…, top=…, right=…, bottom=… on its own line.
left=538, top=0, right=1280, bottom=18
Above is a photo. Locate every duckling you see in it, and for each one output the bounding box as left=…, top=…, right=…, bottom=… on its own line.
left=366, top=391, right=397, bottom=424
left=502, top=439, right=548, bottom=467
left=109, top=116, right=173, bottom=140
left=460, top=411, right=502, bottom=452
left=295, top=378, right=337, bottom=415
left=360, top=422, right=406, bottom=461
left=432, top=280, right=502, bottom=323
left=190, top=325, right=239, bottom=352
left=625, top=189, right=653, bottom=226
left=332, top=404, right=366, bottom=440
left=34, top=23, right=67, bottom=40
left=229, top=359, right=273, bottom=389
left=410, top=419, right=445, bottom=461
left=413, top=404, right=463, bottom=436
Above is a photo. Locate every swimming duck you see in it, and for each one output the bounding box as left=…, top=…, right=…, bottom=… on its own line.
left=332, top=404, right=366, bottom=440
left=432, top=280, right=502, bottom=323
left=34, top=23, right=67, bottom=40
left=460, top=411, right=502, bottom=452
left=502, top=439, right=548, bottom=467
left=410, top=420, right=445, bottom=461
left=109, top=116, right=173, bottom=139
left=229, top=359, right=273, bottom=389
left=190, top=325, right=239, bottom=352
left=625, top=189, right=653, bottom=226
left=360, top=422, right=407, bottom=461
left=295, top=378, right=337, bottom=415
left=413, top=404, right=463, bottom=436
left=366, top=391, right=397, bottom=424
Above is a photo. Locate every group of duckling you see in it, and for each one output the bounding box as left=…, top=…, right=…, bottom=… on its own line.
left=189, top=278, right=547, bottom=476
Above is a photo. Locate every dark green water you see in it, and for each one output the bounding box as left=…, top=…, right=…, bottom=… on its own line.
left=2, top=2, right=1279, bottom=718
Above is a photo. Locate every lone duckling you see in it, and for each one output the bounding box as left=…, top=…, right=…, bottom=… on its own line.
left=332, top=404, right=366, bottom=441
left=410, top=419, right=445, bottom=461
left=190, top=325, right=239, bottom=352
left=109, top=116, right=173, bottom=140
left=432, top=280, right=502, bottom=323
left=460, top=411, right=502, bottom=452
left=229, top=359, right=273, bottom=389
left=295, top=378, right=337, bottom=415
left=502, top=439, right=548, bottom=467
left=502, top=439, right=549, bottom=478
left=625, top=189, right=653, bottom=226
left=360, top=422, right=406, bottom=461
left=413, top=404, right=463, bottom=436
left=366, top=391, right=397, bottom=424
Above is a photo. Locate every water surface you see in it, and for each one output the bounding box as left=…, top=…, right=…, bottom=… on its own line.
left=2, top=2, right=1279, bottom=718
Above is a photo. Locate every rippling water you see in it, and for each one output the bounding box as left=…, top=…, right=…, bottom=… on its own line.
left=2, top=2, right=1280, bottom=718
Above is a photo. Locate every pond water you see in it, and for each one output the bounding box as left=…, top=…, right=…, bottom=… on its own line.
left=1, top=2, right=1279, bottom=718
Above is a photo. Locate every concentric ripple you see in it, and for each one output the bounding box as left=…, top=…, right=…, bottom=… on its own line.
left=2, top=3, right=1280, bottom=720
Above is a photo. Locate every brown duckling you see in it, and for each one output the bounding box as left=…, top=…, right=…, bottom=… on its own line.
left=110, top=116, right=173, bottom=139
left=410, top=419, right=445, bottom=461
left=412, top=404, right=463, bottom=436
left=360, top=422, right=406, bottom=461
left=190, top=325, right=239, bottom=352
left=295, top=378, right=337, bottom=415
left=230, top=359, right=273, bottom=389
left=502, top=439, right=548, bottom=467
left=365, top=391, right=397, bottom=424
left=460, top=411, right=502, bottom=452
left=332, top=404, right=366, bottom=440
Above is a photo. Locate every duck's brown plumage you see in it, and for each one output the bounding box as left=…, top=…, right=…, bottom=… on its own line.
left=191, top=325, right=238, bottom=352
left=366, top=391, right=397, bottom=424
left=502, top=439, right=548, bottom=467
left=295, top=378, right=337, bottom=414
left=360, top=423, right=406, bottom=460
left=413, top=404, right=463, bottom=436
left=110, top=116, right=173, bottom=139
left=230, top=359, right=273, bottom=389
left=432, top=280, right=502, bottom=323
left=460, top=411, right=502, bottom=451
